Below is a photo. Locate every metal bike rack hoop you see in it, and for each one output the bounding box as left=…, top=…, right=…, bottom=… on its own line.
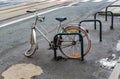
left=95, top=11, right=114, bottom=30
left=53, top=32, right=84, bottom=61
left=105, top=5, right=120, bottom=21
left=79, top=19, right=102, bottom=42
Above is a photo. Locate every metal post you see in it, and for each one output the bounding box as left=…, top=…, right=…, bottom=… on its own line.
left=96, top=11, right=114, bottom=30
left=107, top=11, right=114, bottom=30
left=53, top=35, right=58, bottom=60
left=53, top=33, right=84, bottom=61
left=105, top=5, right=120, bottom=22
left=94, top=13, right=97, bottom=30
left=105, top=7, right=108, bottom=21
left=80, top=35, right=84, bottom=61
left=79, top=19, right=102, bottom=42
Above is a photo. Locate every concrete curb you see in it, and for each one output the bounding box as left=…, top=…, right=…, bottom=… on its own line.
left=109, top=58, right=120, bottom=79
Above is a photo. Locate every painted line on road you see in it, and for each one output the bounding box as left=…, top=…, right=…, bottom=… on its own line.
left=93, top=0, right=103, bottom=2
left=81, top=0, right=90, bottom=2
left=107, top=0, right=117, bottom=2
left=0, top=1, right=81, bottom=28
left=0, top=6, right=65, bottom=28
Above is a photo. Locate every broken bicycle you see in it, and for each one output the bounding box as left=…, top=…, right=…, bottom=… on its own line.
left=25, top=11, right=91, bottom=60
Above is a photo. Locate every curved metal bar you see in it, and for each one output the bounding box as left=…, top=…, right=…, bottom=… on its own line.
left=105, top=5, right=120, bottom=21
left=95, top=11, right=114, bottom=30
left=53, top=33, right=84, bottom=61
left=79, top=19, right=102, bottom=42
left=107, top=11, right=114, bottom=30
left=105, top=7, right=108, bottom=21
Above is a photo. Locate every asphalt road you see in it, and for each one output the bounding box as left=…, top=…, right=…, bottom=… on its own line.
left=0, top=0, right=119, bottom=79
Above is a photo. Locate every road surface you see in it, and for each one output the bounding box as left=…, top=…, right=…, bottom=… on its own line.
left=0, top=0, right=120, bottom=79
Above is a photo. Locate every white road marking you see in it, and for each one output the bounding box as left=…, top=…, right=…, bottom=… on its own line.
left=93, top=0, right=103, bottom=2
left=0, top=0, right=80, bottom=28
left=0, top=6, right=65, bottom=28
left=80, top=0, right=90, bottom=2
left=80, top=0, right=116, bottom=2
left=0, top=0, right=116, bottom=28
left=107, top=0, right=116, bottom=2
left=66, top=2, right=78, bottom=7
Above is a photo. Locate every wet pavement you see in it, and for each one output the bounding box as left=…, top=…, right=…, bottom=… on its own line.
left=0, top=0, right=120, bottom=79
left=1, top=13, right=120, bottom=79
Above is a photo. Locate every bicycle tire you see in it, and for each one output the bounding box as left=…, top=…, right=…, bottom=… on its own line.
left=58, top=26, right=91, bottom=59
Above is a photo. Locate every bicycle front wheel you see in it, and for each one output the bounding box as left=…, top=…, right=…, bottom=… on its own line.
left=25, top=28, right=38, bottom=57
left=58, top=26, right=91, bottom=59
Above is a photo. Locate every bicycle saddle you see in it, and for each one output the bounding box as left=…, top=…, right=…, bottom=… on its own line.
left=55, top=17, right=67, bottom=22
left=26, top=10, right=36, bottom=13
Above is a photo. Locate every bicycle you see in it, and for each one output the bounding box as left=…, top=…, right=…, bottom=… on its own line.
left=25, top=10, right=91, bottom=60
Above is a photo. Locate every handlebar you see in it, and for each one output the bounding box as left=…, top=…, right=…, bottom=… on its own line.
left=37, top=16, right=45, bottom=22
left=26, top=10, right=45, bottom=22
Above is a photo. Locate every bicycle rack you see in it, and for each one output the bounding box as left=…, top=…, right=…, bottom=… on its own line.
left=95, top=11, right=114, bottom=30
left=79, top=19, right=102, bottom=42
left=53, top=32, right=84, bottom=61
left=105, top=5, right=120, bottom=21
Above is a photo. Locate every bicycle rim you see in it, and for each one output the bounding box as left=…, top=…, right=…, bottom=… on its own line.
left=25, top=28, right=38, bottom=57
left=25, top=45, right=37, bottom=57
left=58, top=26, right=91, bottom=59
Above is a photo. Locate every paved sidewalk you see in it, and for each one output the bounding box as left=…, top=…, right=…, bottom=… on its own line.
left=99, top=0, right=120, bottom=78
left=101, top=0, right=120, bottom=15
left=109, top=58, right=120, bottom=79
left=79, top=12, right=120, bottom=79
left=1, top=11, right=119, bottom=79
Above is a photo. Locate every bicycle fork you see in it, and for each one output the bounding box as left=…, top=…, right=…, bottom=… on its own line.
left=24, top=26, right=38, bottom=57
left=30, top=26, right=38, bottom=49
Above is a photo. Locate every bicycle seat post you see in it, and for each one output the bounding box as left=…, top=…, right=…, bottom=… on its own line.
left=59, top=21, right=62, bottom=27
left=26, top=10, right=37, bottom=25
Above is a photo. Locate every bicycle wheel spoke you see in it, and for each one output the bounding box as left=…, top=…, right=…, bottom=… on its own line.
left=60, top=43, right=73, bottom=48
left=58, top=26, right=91, bottom=59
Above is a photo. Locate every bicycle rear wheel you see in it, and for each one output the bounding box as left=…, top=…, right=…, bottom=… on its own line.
left=58, top=26, right=91, bottom=59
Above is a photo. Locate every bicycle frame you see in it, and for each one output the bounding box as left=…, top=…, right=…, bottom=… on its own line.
left=31, top=15, right=66, bottom=48
left=25, top=11, right=91, bottom=60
